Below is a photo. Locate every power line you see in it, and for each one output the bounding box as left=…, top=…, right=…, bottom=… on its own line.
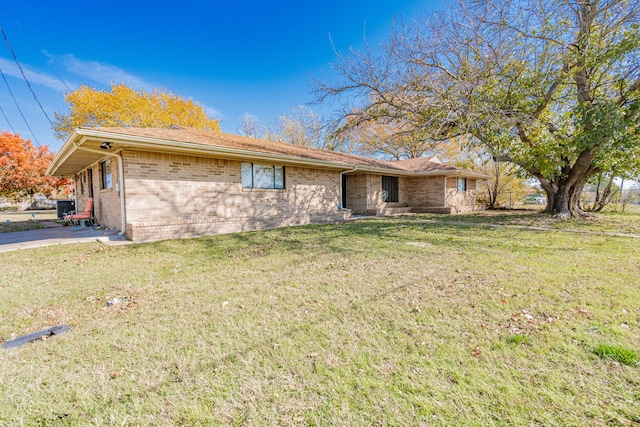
left=0, top=65, right=41, bottom=145
left=0, top=103, right=16, bottom=133
left=0, top=0, right=70, bottom=92
left=1, top=26, right=54, bottom=127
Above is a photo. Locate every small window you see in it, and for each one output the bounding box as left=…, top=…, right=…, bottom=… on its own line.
left=241, top=162, right=284, bottom=189
left=101, top=159, right=112, bottom=190
left=457, top=177, right=467, bottom=192
left=382, top=175, right=398, bottom=202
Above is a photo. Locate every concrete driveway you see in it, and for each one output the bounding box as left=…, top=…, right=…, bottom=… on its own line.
left=0, top=223, right=130, bottom=253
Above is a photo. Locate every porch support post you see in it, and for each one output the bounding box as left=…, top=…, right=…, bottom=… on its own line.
left=443, top=176, right=448, bottom=207
left=339, top=166, right=358, bottom=210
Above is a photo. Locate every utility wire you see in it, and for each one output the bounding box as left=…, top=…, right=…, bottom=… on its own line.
left=0, top=65, right=41, bottom=145
left=1, top=26, right=54, bottom=127
left=0, top=0, right=70, bottom=92
left=0, top=103, right=16, bottom=133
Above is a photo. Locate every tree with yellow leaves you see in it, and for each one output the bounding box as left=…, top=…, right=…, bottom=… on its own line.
left=53, top=83, right=220, bottom=140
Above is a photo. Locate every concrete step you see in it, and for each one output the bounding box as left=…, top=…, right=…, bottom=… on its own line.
left=378, top=207, right=413, bottom=216
left=411, top=207, right=454, bottom=214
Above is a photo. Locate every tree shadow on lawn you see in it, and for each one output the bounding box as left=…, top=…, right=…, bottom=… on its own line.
left=135, top=215, right=548, bottom=264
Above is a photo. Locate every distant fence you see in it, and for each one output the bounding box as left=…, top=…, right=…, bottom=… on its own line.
left=0, top=197, right=71, bottom=211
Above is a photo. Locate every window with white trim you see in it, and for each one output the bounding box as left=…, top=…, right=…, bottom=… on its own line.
left=457, top=177, right=467, bottom=192
left=241, top=162, right=285, bottom=189
left=101, top=159, right=112, bottom=190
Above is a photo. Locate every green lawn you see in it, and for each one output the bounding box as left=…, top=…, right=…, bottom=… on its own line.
left=1, top=213, right=638, bottom=426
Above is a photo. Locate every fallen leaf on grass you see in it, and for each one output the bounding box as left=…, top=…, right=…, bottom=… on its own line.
left=471, top=346, right=482, bottom=357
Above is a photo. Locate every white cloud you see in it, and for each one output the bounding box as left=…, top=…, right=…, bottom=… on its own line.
left=59, top=54, right=153, bottom=90
left=0, top=57, right=70, bottom=92
left=202, top=104, right=222, bottom=119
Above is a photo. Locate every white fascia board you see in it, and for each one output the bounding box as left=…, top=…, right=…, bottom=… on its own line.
left=46, top=129, right=83, bottom=176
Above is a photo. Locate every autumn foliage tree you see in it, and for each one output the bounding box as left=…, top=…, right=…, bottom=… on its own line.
left=476, top=161, right=527, bottom=209
left=0, top=131, right=70, bottom=202
left=53, top=83, right=220, bottom=140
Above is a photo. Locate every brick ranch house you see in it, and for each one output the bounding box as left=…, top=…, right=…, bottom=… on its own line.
left=47, top=127, right=488, bottom=241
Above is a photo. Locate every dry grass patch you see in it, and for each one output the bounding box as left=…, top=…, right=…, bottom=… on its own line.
left=0, top=210, right=58, bottom=233
left=0, top=220, right=44, bottom=233
left=1, top=215, right=639, bottom=425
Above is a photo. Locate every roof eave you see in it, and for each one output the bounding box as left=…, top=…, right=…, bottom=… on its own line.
left=47, top=128, right=490, bottom=179
left=46, top=129, right=83, bottom=176
left=50, top=128, right=419, bottom=176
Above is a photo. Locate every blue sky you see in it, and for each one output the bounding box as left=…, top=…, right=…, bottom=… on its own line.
left=0, top=0, right=439, bottom=152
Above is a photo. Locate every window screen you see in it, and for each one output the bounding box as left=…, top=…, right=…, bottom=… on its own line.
left=382, top=176, right=398, bottom=202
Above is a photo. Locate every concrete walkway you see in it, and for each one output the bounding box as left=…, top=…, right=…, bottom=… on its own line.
left=0, top=223, right=131, bottom=253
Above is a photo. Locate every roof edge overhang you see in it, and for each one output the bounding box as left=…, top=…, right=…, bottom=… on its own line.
left=47, top=128, right=490, bottom=179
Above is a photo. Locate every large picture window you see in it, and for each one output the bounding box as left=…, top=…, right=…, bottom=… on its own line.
left=242, top=162, right=285, bottom=189
left=101, top=159, right=112, bottom=190
left=382, top=175, right=398, bottom=202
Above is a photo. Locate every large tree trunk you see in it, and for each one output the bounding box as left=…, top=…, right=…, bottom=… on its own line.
left=486, top=165, right=500, bottom=209
left=540, top=174, right=595, bottom=217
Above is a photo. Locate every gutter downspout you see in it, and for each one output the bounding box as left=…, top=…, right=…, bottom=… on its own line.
left=443, top=176, right=448, bottom=209
left=339, top=166, right=358, bottom=210
left=72, top=142, right=127, bottom=236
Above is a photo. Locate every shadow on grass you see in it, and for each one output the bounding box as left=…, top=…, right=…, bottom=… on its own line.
left=133, top=214, right=547, bottom=263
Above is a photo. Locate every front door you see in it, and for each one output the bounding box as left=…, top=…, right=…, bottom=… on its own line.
left=341, top=175, right=348, bottom=208
left=88, top=168, right=94, bottom=198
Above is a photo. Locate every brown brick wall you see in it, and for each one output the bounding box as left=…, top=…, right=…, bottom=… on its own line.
left=345, top=173, right=410, bottom=215
left=121, top=150, right=350, bottom=241
left=445, top=177, right=480, bottom=213
left=344, top=174, right=369, bottom=214
left=95, top=159, right=122, bottom=229
left=406, top=176, right=445, bottom=207
left=72, top=150, right=482, bottom=237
